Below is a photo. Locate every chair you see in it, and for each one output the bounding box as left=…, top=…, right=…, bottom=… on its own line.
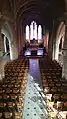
left=4, top=112, right=12, bottom=119
left=0, top=113, right=2, bottom=118
left=14, top=112, right=22, bottom=119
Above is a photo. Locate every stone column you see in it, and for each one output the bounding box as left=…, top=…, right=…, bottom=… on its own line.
left=62, top=21, right=67, bottom=79
left=29, top=25, right=30, bottom=42
left=65, top=0, right=67, bottom=12
left=23, top=25, right=25, bottom=46
left=48, top=20, right=54, bottom=59
left=4, top=36, right=7, bottom=53
left=9, top=39, right=18, bottom=60
left=0, top=29, right=4, bottom=56
left=52, top=39, right=56, bottom=60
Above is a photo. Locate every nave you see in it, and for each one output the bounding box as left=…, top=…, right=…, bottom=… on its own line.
left=0, top=55, right=67, bottom=119
left=23, top=59, right=49, bottom=119
left=0, top=0, right=67, bottom=118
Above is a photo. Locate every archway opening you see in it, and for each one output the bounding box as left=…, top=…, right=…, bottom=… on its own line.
left=55, top=22, right=65, bottom=66
left=1, top=23, right=13, bottom=60
left=4, top=36, right=10, bottom=55
left=1, top=33, right=10, bottom=58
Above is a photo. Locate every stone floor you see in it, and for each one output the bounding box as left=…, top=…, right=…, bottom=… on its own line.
left=23, top=59, right=50, bottom=119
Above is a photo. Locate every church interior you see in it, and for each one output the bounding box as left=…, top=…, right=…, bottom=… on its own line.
left=0, top=0, right=67, bottom=119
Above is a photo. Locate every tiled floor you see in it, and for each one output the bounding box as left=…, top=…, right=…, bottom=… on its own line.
left=23, top=59, right=50, bottom=119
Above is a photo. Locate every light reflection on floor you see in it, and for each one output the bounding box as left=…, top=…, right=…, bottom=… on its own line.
left=24, top=48, right=43, bottom=56
left=37, top=49, right=43, bottom=56
left=23, top=59, right=50, bottom=119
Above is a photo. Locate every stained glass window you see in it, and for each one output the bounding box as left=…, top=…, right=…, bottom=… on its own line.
left=38, top=25, right=42, bottom=39
left=26, top=22, right=42, bottom=40
left=26, top=25, right=29, bottom=40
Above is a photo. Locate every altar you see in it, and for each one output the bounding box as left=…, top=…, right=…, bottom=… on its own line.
left=31, top=48, right=37, bottom=55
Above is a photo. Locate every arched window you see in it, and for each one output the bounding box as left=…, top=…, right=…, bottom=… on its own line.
left=26, top=25, right=29, bottom=40
left=38, top=25, right=42, bottom=39
left=30, top=21, right=37, bottom=40
left=34, top=22, right=37, bottom=39
left=30, top=22, right=33, bottom=40
left=26, top=22, right=42, bottom=40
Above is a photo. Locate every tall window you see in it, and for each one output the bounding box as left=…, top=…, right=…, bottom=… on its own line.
left=26, top=25, right=29, bottom=40
left=30, top=22, right=33, bottom=40
left=30, top=21, right=37, bottom=40
left=34, top=22, right=37, bottom=39
left=26, top=21, right=42, bottom=40
left=38, top=25, right=42, bottom=39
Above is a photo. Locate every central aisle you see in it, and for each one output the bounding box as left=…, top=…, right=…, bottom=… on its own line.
left=23, top=59, right=49, bottom=119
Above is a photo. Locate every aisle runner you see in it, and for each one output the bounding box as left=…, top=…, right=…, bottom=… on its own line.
left=23, top=59, right=49, bottom=119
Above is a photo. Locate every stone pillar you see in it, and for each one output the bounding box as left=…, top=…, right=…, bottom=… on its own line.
left=52, top=40, right=55, bottom=60
left=29, top=25, right=30, bottom=40
left=21, top=24, right=25, bottom=49
left=62, top=22, right=67, bottom=79
left=0, top=29, right=4, bottom=56
left=18, top=21, right=25, bottom=55
left=37, top=26, right=38, bottom=40
left=1, top=34, right=4, bottom=53
left=9, top=40, right=18, bottom=60
left=65, top=0, right=67, bottom=12
left=4, top=36, right=7, bottom=53
left=29, top=25, right=30, bottom=42
left=48, top=20, right=54, bottom=59
left=23, top=25, right=25, bottom=46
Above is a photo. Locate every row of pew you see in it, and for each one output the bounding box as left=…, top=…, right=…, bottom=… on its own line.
left=0, top=58, right=29, bottom=119
left=39, top=55, right=67, bottom=119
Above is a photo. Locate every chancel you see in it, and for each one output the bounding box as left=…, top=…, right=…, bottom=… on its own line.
left=0, top=0, right=67, bottom=119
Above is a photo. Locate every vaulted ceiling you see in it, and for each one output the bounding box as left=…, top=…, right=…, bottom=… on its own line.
left=0, top=0, right=12, bottom=12
left=0, top=0, right=65, bottom=30
left=15, top=0, right=65, bottom=19
left=14, top=0, right=65, bottom=30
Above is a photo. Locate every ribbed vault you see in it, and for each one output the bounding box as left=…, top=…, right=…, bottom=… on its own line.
left=15, top=0, right=65, bottom=30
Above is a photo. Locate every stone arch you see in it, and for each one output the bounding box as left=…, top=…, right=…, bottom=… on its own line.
left=1, top=21, right=16, bottom=60
left=54, top=21, right=65, bottom=65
